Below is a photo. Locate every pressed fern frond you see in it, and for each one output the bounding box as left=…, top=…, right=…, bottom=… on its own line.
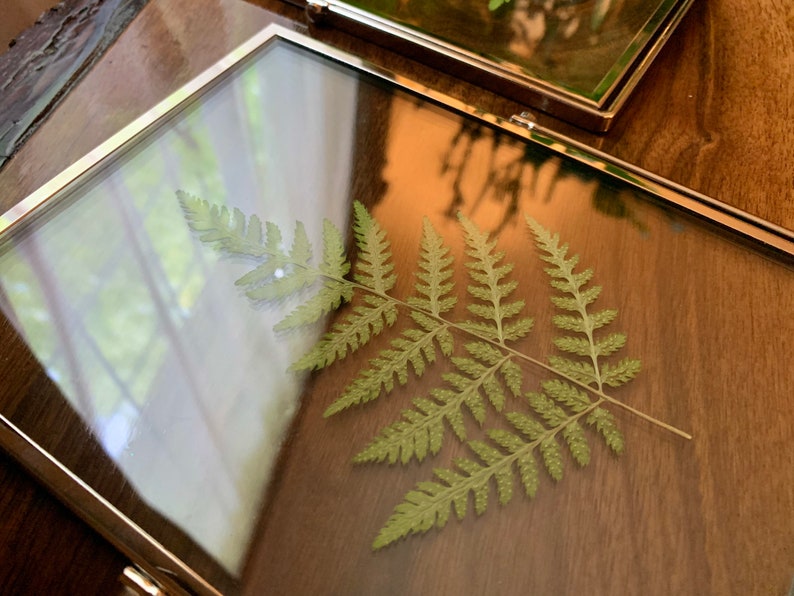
left=406, top=218, right=457, bottom=317
left=352, top=201, right=396, bottom=294
left=179, top=191, right=354, bottom=332
left=180, top=195, right=690, bottom=553
left=291, top=295, right=398, bottom=371
left=271, top=219, right=352, bottom=331
left=354, top=216, right=532, bottom=463
left=323, top=316, right=454, bottom=417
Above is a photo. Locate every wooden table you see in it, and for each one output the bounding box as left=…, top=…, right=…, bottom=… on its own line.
left=0, top=0, right=791, bottom=593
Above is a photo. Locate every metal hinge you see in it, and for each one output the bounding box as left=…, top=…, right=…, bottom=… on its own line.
left=121, top=566, right=169, bottom=596
left=305, top=0, right=331, bottom=24
left=508, top=111, right=538, bottom=132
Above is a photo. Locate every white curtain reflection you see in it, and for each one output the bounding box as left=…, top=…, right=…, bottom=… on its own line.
left=0, top=42, right=357, bottom=573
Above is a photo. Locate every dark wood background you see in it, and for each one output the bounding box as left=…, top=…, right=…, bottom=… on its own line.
left=0, top=0, right=791, bottom=593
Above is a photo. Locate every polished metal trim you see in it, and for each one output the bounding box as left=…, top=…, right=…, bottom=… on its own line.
left=121, top=566, right=170, bottom=595
left=308, top=0, right=696, bottom=131
left=0, top=21, right=791, bottom=596
left=0, top=415, right=218, bottom=596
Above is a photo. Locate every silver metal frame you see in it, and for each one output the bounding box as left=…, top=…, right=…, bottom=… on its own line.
left=0, top=22, right=791, bottom=596
left=305, top=0, right=697, bottom=131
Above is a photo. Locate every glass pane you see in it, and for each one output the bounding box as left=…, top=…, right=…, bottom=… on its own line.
left=0, top=32, right=791, bottom=595
left=345, top=0, right=680, bottom=99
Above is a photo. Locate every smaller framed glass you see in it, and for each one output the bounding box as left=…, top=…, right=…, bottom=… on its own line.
left=297, top=0, right=696, bottom=131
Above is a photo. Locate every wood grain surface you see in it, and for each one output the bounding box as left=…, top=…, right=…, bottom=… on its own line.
left=0, top=0, right=150, bottom=169
left=0, top=0, right=792, bottom=594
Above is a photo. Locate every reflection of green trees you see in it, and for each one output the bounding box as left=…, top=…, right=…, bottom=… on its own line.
left=349, top=0, right=650, bottom=96
left=0, top=64, right=269, bottom=426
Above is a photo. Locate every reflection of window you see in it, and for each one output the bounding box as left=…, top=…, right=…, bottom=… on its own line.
left=0, top=43, right=357, bottom=573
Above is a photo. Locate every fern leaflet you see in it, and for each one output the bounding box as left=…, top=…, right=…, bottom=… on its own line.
left=178, top=191, right=266, bottom=258
left=525, top=215, right=640, bottom=393
left=353, top=343, right=522, bottom=464
left=372, top=389, right=603, bottom=549
left=322, top=217, right=457, bottom=416
left=458, top=213, right=534, bottom=344
left=289, top=202, right=400, bottom=368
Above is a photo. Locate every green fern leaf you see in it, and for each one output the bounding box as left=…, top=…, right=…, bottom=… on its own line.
left=355, top=342, right=520, bottom=464
left=321, top=214, right=458, bottom=417
left=550, top=286, right=601, bottom=311
left=458, top=213, right=533, bottom=344
left=516, top=450, right=539, bottom=498
left=562, top=421, right=591, bottom=466
left=353, top=396, right=446, bottom=464
left=504, top=411, right=545, bottom=440
left=290, top=220, right=314, bottom=266
left=601, top=357, right=642, bottom=387
left=450, top=355, right=488, bottom=378
left=551, top=314, right=587, bottom=333
left=527, top=391, right=568, bottom=427
left=322, top=322, right=452, bottom=416
left=541, top=379, right=591, bottom=413
left=430, top=388, right=468, bottom=439
left=373, top=395, right=592, bottom=549
left=271, top=220, right=353, bottom=330
left=181, top=199, right=683, bottom=552
left=457, top=320, right=501, bottom=341
left=486, top=428, right=525, bottom=453
left=553, top=332, right=627, bottom=358
left=406, top=218, right=456, bottom=316
left=551, top=309, right=618, bottom=334
left=526, top=215, right=640, bottom=399
left=234, top=222, right=290, bottom=288
left=273, top=280, right=352, bottom=331
left=502, top=317, right=535, bottom=341
left=540, top=436, right=564, bottom=481
left=547, top=355, right=598, bottom=385
left=463, top=341, right=503, bottom=365
left=442, top=371, right=486, bottom=424
left=374, top=370, right=622, bottom=549
left=593, top=333, right=628, bottom=357
left=177, top=191, right=266, bottom=257
left=587, top=407, right=625, bottom=454
left=500, top=359, right=524, bottom=397
left=352, top=201, right=396, bottom=294
left=589, top=308, right=619, bottom=330
left=290, top=296, right=398, bottom=371
left=244, top=267, right=317, bottom=302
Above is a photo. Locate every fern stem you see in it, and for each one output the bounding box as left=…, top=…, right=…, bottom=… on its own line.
left=493, top=342, right=691, bottom=440
left=596, top=396, right=692, bottom=440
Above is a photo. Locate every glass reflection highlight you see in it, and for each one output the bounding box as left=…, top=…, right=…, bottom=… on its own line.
left=0, top=43, right=357, bottom=573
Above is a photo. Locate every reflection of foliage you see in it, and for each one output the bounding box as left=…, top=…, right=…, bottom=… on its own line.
left=180, top=193, right=688, bottom=550
left=354, top=0, right=632, bottom=94
left=491, top=0, right=615, bottom=37
left=441, top=121, right=647, bottom=234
